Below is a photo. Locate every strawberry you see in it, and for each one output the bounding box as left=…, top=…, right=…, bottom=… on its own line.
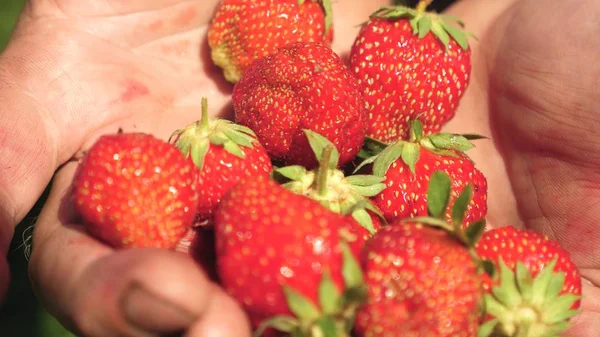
left=208, top=0, right=333, bottom=83
left=232, top=41, right=367, bottom=169
left=72, top=132, right=199, bottom=249
left=214, top=175, right=369, bottom=336
left=274, top=129, right=387, bottom=235
left=358, top=119, right=487, bottom=230
left=175, top=226, right=219, bottom=283
left=169, top=97, right=273, bottom=222
left=354, top=171, right=486, bottom=337
left=475, top=225, right=582, bottom=337
left=349, top=0, right=472, bottom=143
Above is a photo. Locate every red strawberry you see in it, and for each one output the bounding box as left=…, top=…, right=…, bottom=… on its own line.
left=359, top=119, right=487, bottom=230
left=72, top=132, right=198, bottom=249
left=354, top=171, right=485, bottom=337
left=208, top=0, right=333, bottom=83
left=233, top=41, right=367, bottom=169
left=214, top=175, right=368, bottom=336
left=349, top=1, right=472, bottom=143
left=275, top=129, right=387, bottom=235
left=475, top=225, right=582, bottom=337
left=169, top=97, right=273, bottom=222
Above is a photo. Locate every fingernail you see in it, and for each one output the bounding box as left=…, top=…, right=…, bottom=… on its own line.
left=122, top=282, right=196, bottom=335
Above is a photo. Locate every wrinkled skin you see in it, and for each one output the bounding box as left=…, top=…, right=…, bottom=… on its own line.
left=0, top=0, right=597, bottom=336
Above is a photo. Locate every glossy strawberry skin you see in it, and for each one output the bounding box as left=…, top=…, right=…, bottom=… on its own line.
left=349, top=18, right=471, bottom=143
left=214, top=175, right=368, bottom=328
left=195, top=142, right=272, bottom=221
left=475, top=226, right=582, bottom=308
left=208, top=0, right=333, bottom=83
left=372, top=148, right=487, bottom=230
left=354, top=222, right=483, bottom=337
left=233, top=42, right=367, bottom=169
left=73, top=133, right=199, bottom=249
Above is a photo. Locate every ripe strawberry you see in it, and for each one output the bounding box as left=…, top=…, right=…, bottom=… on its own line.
left=354, top=171, right=486, bottom=337
left=358, top=119, right=487, bottom=230
left=233, top=41, right=367, bottom=169
left=72, top=132, right=198, bottom=249
left=208, top=0, right=333, bottom=83
left=349, top=1, right=472, bottom=143
left=169, top=97, right=273, bottom=222
left=214, top=175, right=368, bottom=336
left=475, top=225, right=582, bottom=337
left=275, top=129, right=387, bottom=235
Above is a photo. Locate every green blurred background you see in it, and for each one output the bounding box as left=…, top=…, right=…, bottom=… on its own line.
left=1, top=1, right=75, bottom=336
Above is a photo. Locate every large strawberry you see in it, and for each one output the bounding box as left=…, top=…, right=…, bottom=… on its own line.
left=275, top=129, right=387, bottom=235
left=214, top=175, right=369, bottom=336
left=169, top=97, right=273, bottom=222
left=358, top=119, right=487, bottom=230
left=72, top=132, right=199, bottom=249
left=475, top=225, right=582, bottom=337
left=232, top=41, right=367, bottom=169
left=349, top=0, right=472, bottom=143
left=208, top=0, right=333, bottom=83
left=354, top=171, right=486, bottom=337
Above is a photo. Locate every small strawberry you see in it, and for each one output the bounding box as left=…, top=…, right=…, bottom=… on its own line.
left=354, top=171, right=486, bottom=337
left=349, top=0, right=472, bottom=143
left=214, top=175, right=369, bottom=336
left=475, top=225, right=582, bottom=337
left=169, top=97, right=273, bottom=222
left=208, top=0, right=334, bottom=83
left=72, top=132, right=199, bottom=249
left=233, top=41, right=367, bottom=169
left=357, top=119, right=487, bottom=230
left=274, top=129, right=387, bottom=235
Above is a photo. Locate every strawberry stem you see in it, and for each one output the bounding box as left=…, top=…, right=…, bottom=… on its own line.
left=316, top=145, right=334, bottom=197
left=416, top=0, right=433, bottom=13
left=200, top=97, right=209, bottom=129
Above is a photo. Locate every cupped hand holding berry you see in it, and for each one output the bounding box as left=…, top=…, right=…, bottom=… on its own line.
left=0, top=0, right=388, bottom=336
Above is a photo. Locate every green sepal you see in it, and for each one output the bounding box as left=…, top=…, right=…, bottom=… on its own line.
left=253, top=315, right=299, bottom=337
left=480, top=259, right=496, bottom=278
left=515, top=262, right=534, bottom=303
left=544, top=294, right=581, bottom=324
left=401, top=142, right=420, bottom=174
left=297, top=0, right=306, bottom=5
left=283, top=286, right=321, bottom=322
left=347, top=181, right=387, bottom=197
left=451, top=184, right=472, bottom=228
left=427, top=171, right=452, bottom=218
left=315, top=316, right=338, bottom=337
left=304, top=129, right=340, bottom=169
left=464, top=219, right=486, bottom=247
left=417, top=15, right=432, bottom=38
left=493, top=259, right=522, bottom=309
left=372, top=142, right=405, bottom=176
left=224, top=140, right=245, bottom=158
left=339, top=241, right=363, bottom=289
left=222, top=127, right=255, bottom=147
left=351, top=208, right=375, bottom=235
left=190, top=138, right=210, bottom=170
left=275, top=165, right=309, bottom=182
left=318, top=269, right=341, bottom=315
left=531, top=258, right=558, bottom=307
left=477, top=319, right=499, bottom=337
left=344, top=175, right=385, bottom=186
left=357, top=136, right=389, bottom=160
left=428, top=133, right=476, bottom=152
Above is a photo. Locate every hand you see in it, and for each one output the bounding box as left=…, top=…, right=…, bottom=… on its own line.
left=442, top=0, right=600, bottom=335
left=0, top=0, right=389, bottom=336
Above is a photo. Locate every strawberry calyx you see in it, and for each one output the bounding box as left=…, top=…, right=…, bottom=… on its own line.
left=254, top=241, right=366, bottom=337
left=274, top=130, right=387, bottom=234
left=355, top=119, right=486, bottom=176
left=404, top=171, right=492, bottom=275
left=368, top=0, right=474, bottom=50
left=478, top=258, right=581, bottom=337
left=169, top=97, right=258, bottom=170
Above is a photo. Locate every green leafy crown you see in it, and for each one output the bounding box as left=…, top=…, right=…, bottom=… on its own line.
left=369, top=0, right=475, bottom=50
left=169, top=97, right=259, bottom=170
left=273, top=129, right=387, bottom=234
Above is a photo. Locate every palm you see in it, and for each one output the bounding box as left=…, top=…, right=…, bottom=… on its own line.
left=444, top=0, right=600, bottom=335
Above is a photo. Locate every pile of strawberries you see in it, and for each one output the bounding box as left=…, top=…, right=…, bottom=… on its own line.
left=71, top=1, right=582, bottom=337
